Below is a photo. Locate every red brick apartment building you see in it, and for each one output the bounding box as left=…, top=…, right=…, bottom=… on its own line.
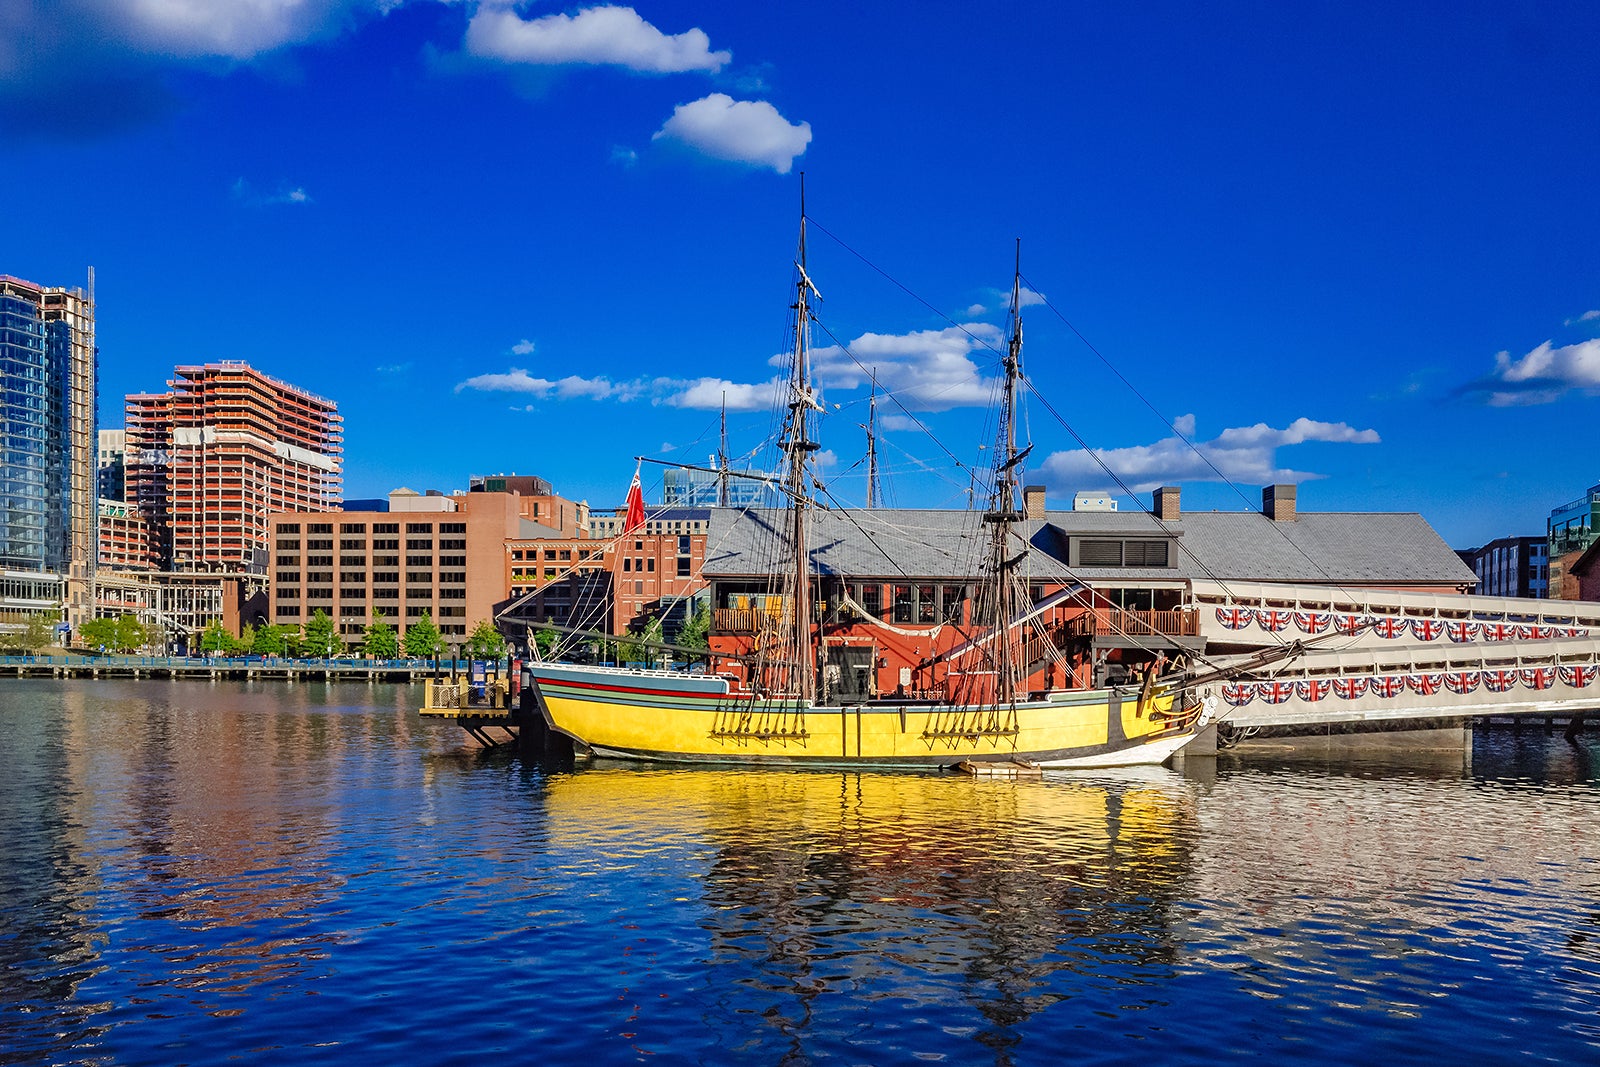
left=97, top=502, right=158, bottom=572
left=127, top=362, right=343, bottom=573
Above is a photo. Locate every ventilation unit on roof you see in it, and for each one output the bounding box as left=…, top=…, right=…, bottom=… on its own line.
left=1073, top=493, right=1117, bottom=512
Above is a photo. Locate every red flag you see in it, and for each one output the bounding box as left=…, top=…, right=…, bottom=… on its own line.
left=623, top=467, right=645, bottom=533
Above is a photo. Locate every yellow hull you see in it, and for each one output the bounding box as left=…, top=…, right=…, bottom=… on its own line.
left=525, top=663, right=1207, bottom=768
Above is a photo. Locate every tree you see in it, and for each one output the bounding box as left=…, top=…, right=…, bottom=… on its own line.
left=22, top=611, right=55, bottom=652
left=80, top=617, right=116, bottom=651
left=677, top=601, right=711, bottom=653
left=531, top=626, right=559, bottom=658
left=253, top=624, right=286, bottom=656
left=618, top=615, right=663, bottom=666
left=362, top=612, right=399, bottom=659
left=464, top=619, right=506, bottom=660
left=237, top=624, right=256, bottom=654
left=200, top=619, right=234, bottom=654
left=113, top=614, right=147, bottom=653
left=304, top=609, right=339, bottom=658
left=402, top=611, right=443, bottom=659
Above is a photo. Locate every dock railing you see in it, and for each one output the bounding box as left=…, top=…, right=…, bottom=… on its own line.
left=420, top=676, right=513, bottom=716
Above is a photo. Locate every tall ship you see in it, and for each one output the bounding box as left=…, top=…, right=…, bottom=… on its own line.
left=517, top=200, right=1219, bottom=769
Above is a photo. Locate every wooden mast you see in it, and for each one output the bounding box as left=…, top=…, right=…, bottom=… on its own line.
left=984, top=241, right=1027, bottom=705
left=782, top=179, right=821, bottom=702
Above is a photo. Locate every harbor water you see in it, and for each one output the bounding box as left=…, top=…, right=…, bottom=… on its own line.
left=4, top=680, right=1599, bottom=1064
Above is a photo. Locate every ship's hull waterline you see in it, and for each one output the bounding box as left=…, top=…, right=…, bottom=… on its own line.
left=524, top=662, right=1214, bottom=769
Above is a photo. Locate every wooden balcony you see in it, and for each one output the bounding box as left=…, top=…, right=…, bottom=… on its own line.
left=1063, top=608, right=1200, bottom=640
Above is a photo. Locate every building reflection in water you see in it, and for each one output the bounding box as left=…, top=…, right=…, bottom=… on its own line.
left=540, top=767, right=1199, bottom=1063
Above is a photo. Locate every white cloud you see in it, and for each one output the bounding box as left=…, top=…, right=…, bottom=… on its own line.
left=655, top=376, right=784, bottom=411
left=455, top=367, right=640, bottom=401
left=1467, top=338, right=1600, bottom=406
left=105, top=0, right=362, bottom=59
left=610, top=145, right=639, bottom=167
left=231, top=177, right=313, bottom=206
left=1565, top=310, right=1600, bottom=326
left=652, top=93, right=810, bottom=173
left=511, top=338, right=536, bottom=356
left=967, top=285, right=1047, bottom=316
left=1037, top=415, right=1381, bottom=494
left=809, top=323, right=1003, bottom=411
left=464, top=4, right=730, bottom=73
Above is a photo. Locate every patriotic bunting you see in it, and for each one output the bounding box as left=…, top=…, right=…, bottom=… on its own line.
left=1256, top=609, right=1293, bottom=633
left=1445, top=621, right=1480, bottom=643
left=1216, top=607, right=1252, bottom=630
left=1296, top=679, right=1332, bottom=702
left=1332, top=676, right=1368, bottom=699
left=1560, top=665, right=1599, bottom=687
left=1410, top=618, right=1445, bottom=641
left=1407, top=673, right=1444, bottom=696
left=1521, top=666, right=1556, bottom=690
left=1334, top=614, right=1367, bottom=635
left=1482, top=669, right=1518, bottom=692
left=1480, top=623, right=1515, bottom=642
left=1370, top=675, right=1405, bottom=698
left=1221, top=682, right=1255, bottom=706
left=1517, top=625, right=1555, bottom=640
left=1295, top=611, right=1331, bottom=635
left=1370, top=616, right=1407, bottom=640
left=1444, top=671, right=1480, bottom=694
left=1258, top=680, right=1296, bottom=704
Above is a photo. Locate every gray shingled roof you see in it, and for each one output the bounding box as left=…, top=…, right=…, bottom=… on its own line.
left=701, top=506, right=1476, bottom=587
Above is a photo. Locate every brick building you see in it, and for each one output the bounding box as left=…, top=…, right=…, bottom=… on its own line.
left=126, top=362, right=342, bottom=574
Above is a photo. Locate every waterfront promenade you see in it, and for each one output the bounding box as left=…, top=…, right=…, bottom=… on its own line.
left=0, top=653, right=448, bottom=682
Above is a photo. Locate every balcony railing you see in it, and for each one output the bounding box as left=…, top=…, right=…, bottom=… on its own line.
left=1063, top=608, right=1200, bottom=639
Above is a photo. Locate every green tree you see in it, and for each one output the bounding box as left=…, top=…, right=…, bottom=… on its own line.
left=80, top=616, right=116, bottom=651
left=303, top=609, right=339, bottom=658
left=618, top=616, right=663, bottom=665
left=402, top=611, right=444, bottom=659
left=200, top=619, right=234, bottom=654
left=677, top=601, right=711, bottom=652
left=281, top=627, right=307, bottom=658
left=253, top=624, right=286, bottom=656
left=362, top=612, right=399, bottom=659
left=531, top=626, right=559, bottom=658
left=23, top=611, right=56, bottom=652
left=113, top=614, right=147, bottom=653
left=464, top=619, right=506, bottom=660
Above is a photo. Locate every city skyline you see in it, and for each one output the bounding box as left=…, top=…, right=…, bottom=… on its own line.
left=3, top=2, right=1598, bottom=549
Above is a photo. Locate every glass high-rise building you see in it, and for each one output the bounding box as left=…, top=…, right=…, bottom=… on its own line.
left=0, top=273, right=96, bottom=624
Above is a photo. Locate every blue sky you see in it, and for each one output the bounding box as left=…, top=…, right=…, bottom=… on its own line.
left=3, top=1, right=1598, bottom=549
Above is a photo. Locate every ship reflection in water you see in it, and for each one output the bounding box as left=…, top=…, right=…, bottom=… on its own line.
left=542, top=767, right=1196, bottom=1060
left=4, top=680, right=1600, bottom=1064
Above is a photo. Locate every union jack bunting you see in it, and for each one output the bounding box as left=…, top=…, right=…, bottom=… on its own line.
left=1332, top=676, right=1368, bottom=699
left=1258, top=680, right=1296, bottom=704
left=1296, top=679, right=1332, bottom=702
left=1369, top=616, right=1407, bottom=640
left=1521, top=666, right=1557, bottom=690
left=1294, top=611, right=1331, bottom=635
left=1443, top=671, right=1480, bottom=694
left=1517, top=625, right=1555, bottom=640
left=1334, top=614, right=1367, bottom=635
left=1482, top=669, right=1518, bottom=693
left=1445, top=621, right=1480, bottom=643
left=1370, top=675, right=1405, bottom=698
left=1256, top=609, right=1292, bottom=633
left=1406, top=673, right=1444, bottom=696
left=1560, top=665, right=1599, bottom=687
left=1409, top=618, right=1445, bottom=641
left=1216, top=607, right=1252, bottom=630
left=1221, top=682, right=1255, bottom=706
left=1480, top=623, right=1515, bottom=642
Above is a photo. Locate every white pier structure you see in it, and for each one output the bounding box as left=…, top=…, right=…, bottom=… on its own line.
left=1187, top=580, right=1600, bottom=730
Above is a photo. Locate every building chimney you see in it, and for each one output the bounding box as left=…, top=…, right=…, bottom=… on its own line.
left=1153, top=486, right=1181, bottom=521
left=1023, top=485, right=1046, bottom=520
left=1263, top=483, right=1297, bottom=522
